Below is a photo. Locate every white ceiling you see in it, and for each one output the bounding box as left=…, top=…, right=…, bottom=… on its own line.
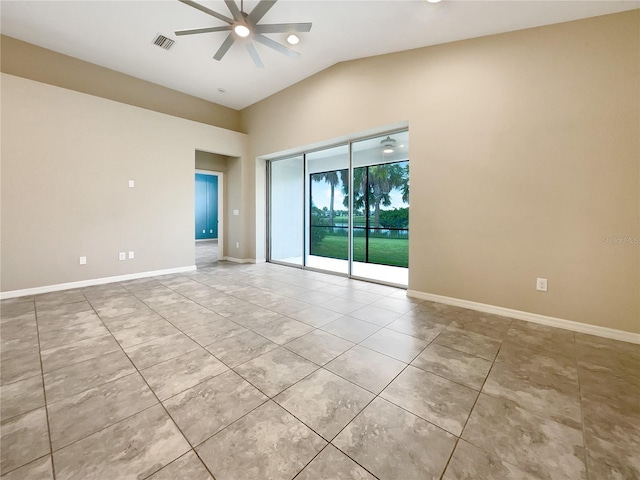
left=1, top=0, right=638, bottom=110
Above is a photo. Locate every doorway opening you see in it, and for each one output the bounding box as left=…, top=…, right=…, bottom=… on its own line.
left=195, top=169, right=223, bottom=268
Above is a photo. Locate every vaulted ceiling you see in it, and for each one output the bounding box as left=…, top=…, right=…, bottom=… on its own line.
left=2, top=1, right=637, bottom=109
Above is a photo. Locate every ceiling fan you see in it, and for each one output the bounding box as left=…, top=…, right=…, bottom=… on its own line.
left=175, top=0, right=312, bottom=68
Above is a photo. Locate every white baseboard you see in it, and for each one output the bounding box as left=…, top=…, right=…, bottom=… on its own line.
left=222, top=257, right=254, bottom=264
left=407, top=290, right=640, bottom=345
left=0, top=266, right=197, bottom=300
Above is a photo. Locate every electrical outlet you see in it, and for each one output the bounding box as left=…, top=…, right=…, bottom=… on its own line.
left=236, top=242, right=240, bottom=248
left=128, top=251, right=135, bottom=259
left=119, top=252, right=126, bottom=261
left=79, top=256, right=87, bottom=265
left=536, top=277, right=548, bottom=292
left=128, top=180, right=135, bottom=188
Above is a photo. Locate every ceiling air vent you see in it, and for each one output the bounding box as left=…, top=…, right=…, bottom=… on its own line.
left=152, top=34, right=175, bottom=51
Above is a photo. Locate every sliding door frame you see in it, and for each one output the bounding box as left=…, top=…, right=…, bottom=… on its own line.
left=267, top=128, right=408, bottom=284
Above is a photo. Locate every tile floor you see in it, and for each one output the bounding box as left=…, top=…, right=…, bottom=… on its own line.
left=1, top=260, right=638, bottom=480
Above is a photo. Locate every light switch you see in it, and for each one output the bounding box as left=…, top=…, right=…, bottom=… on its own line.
left=128, top=251, right=135, bottom=259
left=128, top=180, right=135, bottom=188
left=119, top=252, right=126, bottom=261
left=233, top=209, right=239, bottom=216
left=79, top=256, right=87, bottom=265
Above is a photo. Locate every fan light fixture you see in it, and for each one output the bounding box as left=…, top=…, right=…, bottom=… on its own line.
left=234, top=24, right=251, bottom=37
left=175, top=0, right=312, bottom=68
left=381, top=136, right=397, bottom=154
left=286, top=34, right=300, bottom=45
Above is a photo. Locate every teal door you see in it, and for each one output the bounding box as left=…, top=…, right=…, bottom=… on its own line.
left=195, top=174, right=218, bottom=239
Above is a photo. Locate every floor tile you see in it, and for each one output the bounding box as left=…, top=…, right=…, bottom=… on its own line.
left=123, top=332, right=200, bottom=370
left=141, top=348, right=228, bottom=400
left=370, top=296, right=419, bottom=314
left=320, top=298, right=368, bottom=315
left=98, top=309, right=165, bottom=333
left=0, top=407, right=49, bottom=475
left=112, top=320, right=179, bottom=348
left=505, top=321, right=575, bottom=355
left=205, top=330, right=278, bottom=367
left=183, top=319, right=246, bottom=347
left=0, top=375, right=45, bottom=421
left=234, top=348, right=318, bottom=397
left=0, top=335, right=40, bottom=360
left=38, top=321, right=110, bottom=351
left=163, top=370, right=266, bottom=446
left=274, top=369, right=374, bottom=440
left=411, top=343, right=492, bottom=390
left=462, top=394, right=586, bottom=480
left=585, top=433, right=640, bottom=480
left=333, top=397, right=456, bottom=480
left=0, top=454, right=53, bottom=480
left=43, top=350, right=136, bottom=403
left=168, top=309, right=231, bottom=331
left=483, top=360, right=582, bottom=428
left=151, top=299, right=205, bottom=318
left=386, top=311, right=449, bottom=341
left=381, top=365, right=478, bottom=436
left=0, top=351, right=41, bottom=386
left=252, top=317, right=314, bottom=345
left=146, top=451, right=213, bottom=480
left=196, top=401, right=326, bottom=480
left=284, top=329, right=354, bottom=366
left=296, top=444, right=376, bottom=480
left=580, top=394, right=640, bottom=449
left=53, top=404, right=190, bottom=480
left=288, top=306, right=344, bottom=327
left=227, top=307, right=286, bottom=329
left=91, top=296, right=151, bottom=319
left=324, top=345, right=406, bottom=394
left=348, top=305, right=403, bottom=327
left=435, top=326, right=502, bottom=360
left=360, top=328, right=428, bottom=362
left=320, top=317, right=381, bottom=343
left=443, top=440, right=539, bottom=480
left=48, top=372, right=157, bottom=450
left=449, top=310, right=512, bottom=340
left=40, top=334, right=120, bottom=373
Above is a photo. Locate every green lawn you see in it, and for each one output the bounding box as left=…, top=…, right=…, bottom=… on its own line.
left=310, top=235, right=408, bottom=267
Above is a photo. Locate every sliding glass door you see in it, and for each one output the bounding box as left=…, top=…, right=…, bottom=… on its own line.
left=269, top=155, right=303, bottom=265
left=268, top=130, right=409, bottom=286
left=351, top=131, right=409, bottom=284
left=306, top=145, right=349, bottom=274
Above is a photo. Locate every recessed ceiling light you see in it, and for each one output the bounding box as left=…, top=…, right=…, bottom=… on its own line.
left=286, top=34, right=300, bottom=45
left=234, top=24, right=250, bottom=38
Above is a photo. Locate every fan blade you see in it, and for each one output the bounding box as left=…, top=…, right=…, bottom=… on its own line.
left=175, top=26, right=232, bottom=36
left=253, top=34, right=299, bottom=58
left=246, top=42, right=265, bottom=68
left=224, top=0, right=243, bottom=21
left=214, top=33, right=235, bottom=60
left=247, top=0, right=277, bottom=24
left=178, top=0, right=234, bottom=24
left=255, top=23, right=312, bottom=34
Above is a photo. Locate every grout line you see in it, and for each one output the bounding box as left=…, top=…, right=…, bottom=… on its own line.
left=33, top=298, right=58, bottom=480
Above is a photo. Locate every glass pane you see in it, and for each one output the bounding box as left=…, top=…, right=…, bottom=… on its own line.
left=306, top=145, right=349, bottom=274
left=351, top=131, right=409, bottom=285
left=269, top=156, right=303, bottom=265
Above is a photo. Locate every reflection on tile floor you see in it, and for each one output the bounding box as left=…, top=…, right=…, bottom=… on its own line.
left=1, top=261, right=639, bottom=480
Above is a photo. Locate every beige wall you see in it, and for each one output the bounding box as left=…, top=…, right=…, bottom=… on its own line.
left=1, top=73, right=249, bottom=291
left=0, top=35, right=243, bottom=133
left=241, top=11, right=640, bottom=333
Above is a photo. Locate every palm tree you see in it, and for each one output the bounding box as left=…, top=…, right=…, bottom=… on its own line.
left=312, top=170, right=346, bottom=226
left=349, top=162, right=409, bottom=228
